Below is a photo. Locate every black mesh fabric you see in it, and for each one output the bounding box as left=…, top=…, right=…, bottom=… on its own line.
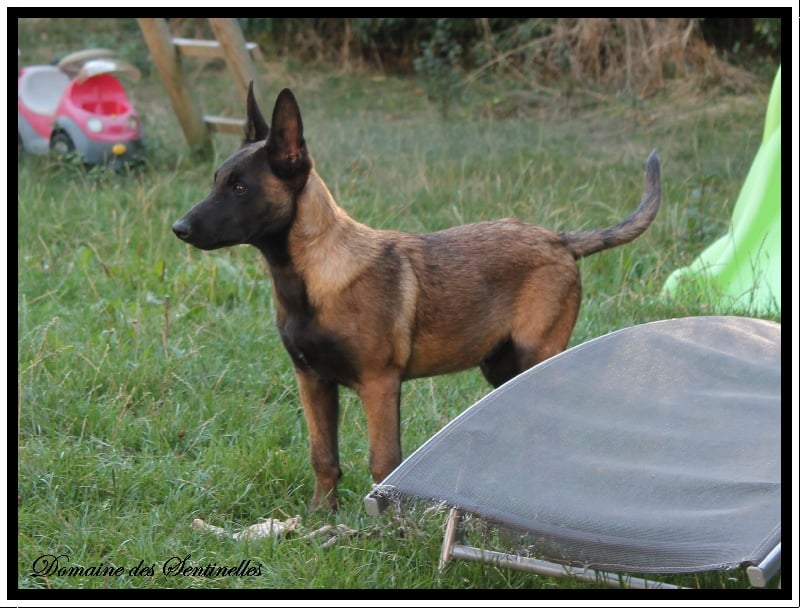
left=371, top=316, right=781, bottom=573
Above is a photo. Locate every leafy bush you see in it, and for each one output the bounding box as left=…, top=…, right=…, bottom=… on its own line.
left=412, top=19, right=467, bottom=118
left=233, top=18, right=777, bottom=101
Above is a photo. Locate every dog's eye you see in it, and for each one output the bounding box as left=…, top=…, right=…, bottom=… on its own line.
left=232, top=183, right=247, bottom=195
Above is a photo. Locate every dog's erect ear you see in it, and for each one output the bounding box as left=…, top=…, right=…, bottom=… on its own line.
left=244, top=81, right=270, bottom=143
left=266, top=88, right=311, bottom=182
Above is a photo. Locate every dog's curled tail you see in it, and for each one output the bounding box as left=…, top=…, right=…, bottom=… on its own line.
left=559, top=150, right=661, bottom=259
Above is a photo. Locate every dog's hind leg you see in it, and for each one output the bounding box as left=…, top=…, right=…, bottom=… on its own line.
left=479, top=340, right=519, bottom=388
left=296, top=369, right=341, bottom=510
left=482, top=264, right=581, bottom=388
left=357, top=372, right=403, bottom=484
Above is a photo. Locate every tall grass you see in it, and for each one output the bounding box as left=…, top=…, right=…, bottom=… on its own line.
left=16, top=46, right=779, bottom=592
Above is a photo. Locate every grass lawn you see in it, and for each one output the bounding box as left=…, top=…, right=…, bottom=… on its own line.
left=16, top=18, right=781, bottom=595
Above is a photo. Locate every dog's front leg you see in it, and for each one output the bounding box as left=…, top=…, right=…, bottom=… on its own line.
left=357, top=373, right=403, bottom=485
left=295, top=369, right=341, bottom=510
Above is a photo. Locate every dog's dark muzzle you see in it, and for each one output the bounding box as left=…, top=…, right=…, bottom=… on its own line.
left=171, top=214, right=242, bottom=251
left=172, top=218, right=192, bottom=242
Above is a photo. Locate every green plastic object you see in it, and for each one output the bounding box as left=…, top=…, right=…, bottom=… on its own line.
left=662, top=66, right=781, bottom=315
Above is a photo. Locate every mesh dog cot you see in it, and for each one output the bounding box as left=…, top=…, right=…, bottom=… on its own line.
left=365, top=316, right=781, bottom=589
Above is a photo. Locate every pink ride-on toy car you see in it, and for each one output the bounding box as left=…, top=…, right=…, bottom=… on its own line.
left=18, top=49, right=144, bottom=166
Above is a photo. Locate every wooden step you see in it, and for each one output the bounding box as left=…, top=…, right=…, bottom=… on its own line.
left=204, top=115, right=246, bottom=134
left=172, top=37, right=262, bottom=61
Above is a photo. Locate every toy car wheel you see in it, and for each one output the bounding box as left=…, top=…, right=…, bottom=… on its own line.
left=50, top=131, right=76, bottom=157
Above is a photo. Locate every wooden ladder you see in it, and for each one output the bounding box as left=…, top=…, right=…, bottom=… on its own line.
left=137, top=18, right=263, bottom=151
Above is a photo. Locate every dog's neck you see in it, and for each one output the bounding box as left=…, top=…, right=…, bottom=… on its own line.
left=273, top=170, right=382, bottom=309
left=291, top=171, right=353, bottom=243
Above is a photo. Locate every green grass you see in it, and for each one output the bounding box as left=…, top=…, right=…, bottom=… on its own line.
left=16, top=20, right=781, bottom=594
